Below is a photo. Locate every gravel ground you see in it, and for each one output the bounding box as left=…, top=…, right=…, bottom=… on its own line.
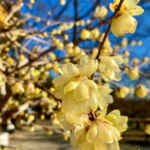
left=1, top=122, right=149, bottom=150
left=7, top=130, right=149, bottom=150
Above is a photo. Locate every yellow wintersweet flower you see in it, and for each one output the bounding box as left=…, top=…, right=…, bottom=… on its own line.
left=98, top=55, right=123, bottom=82
left=71, top=122, right=120, bottom=150
left=61, top=79, right=98, bottom=123
left=96, top=84, right=113, bottom=109
left=56, top=110, right=89, bottom=130
left=105, top=110, right=128, bottom=133
left=127, top=66, right=139, bottom=80
left=135, top=84, right=148, bottom=98
left=110, top=0, right=144, bottom=36
left=60, top=83, right=113, bottom=126
left=93, top=6, right=108, bottom=19
left=53, top=56, right=113, bottom=126
left=71, top=109, right=128, bottom=150
left=115, top=86, right=129, bottom=98
left=53, top=55, right=98, bottom=99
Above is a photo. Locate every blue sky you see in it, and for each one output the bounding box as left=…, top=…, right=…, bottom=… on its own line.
left=21, top=0, right=150, bottom=59
left=18, top=0, right=150, bottom=95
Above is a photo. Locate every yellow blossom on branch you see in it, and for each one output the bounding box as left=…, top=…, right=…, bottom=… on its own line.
left=110, top=0, right=144, bottom=36
left=71, top=109, right=128, bottom=150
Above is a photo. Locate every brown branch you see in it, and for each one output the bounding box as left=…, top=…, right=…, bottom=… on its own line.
left=73, top=0, right=78, bottom=45
left=1, top=107, right=18, bottom=124
left=35, top=83, right=61, bottom=102
left=7, top=47, right=56, bottom=75
left=96, top=0, right=124, bottom=59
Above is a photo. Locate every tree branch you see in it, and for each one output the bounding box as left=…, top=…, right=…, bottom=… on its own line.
left=96, top=0, right=124, bottom=59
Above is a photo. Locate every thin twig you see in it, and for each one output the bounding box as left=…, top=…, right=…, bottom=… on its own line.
left=73, top=0, right=78, bottom=45
left=96, top=0, right=124, bottom=59
left=7, top=47, right=56, bottom=74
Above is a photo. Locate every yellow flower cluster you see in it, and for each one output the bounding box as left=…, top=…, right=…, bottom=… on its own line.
left=99, top=55, right=123, bottom=82
left=52, top=55, right=128, bottom=150
left=0, top=0, right=146, bottom=149
left=110, top=0, right=144, bottom=36
left=93, top=6, right=108, bottom=19
left=71, top=110, right=127, bottom=150
left=53, top=56, right=113, bottom=123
